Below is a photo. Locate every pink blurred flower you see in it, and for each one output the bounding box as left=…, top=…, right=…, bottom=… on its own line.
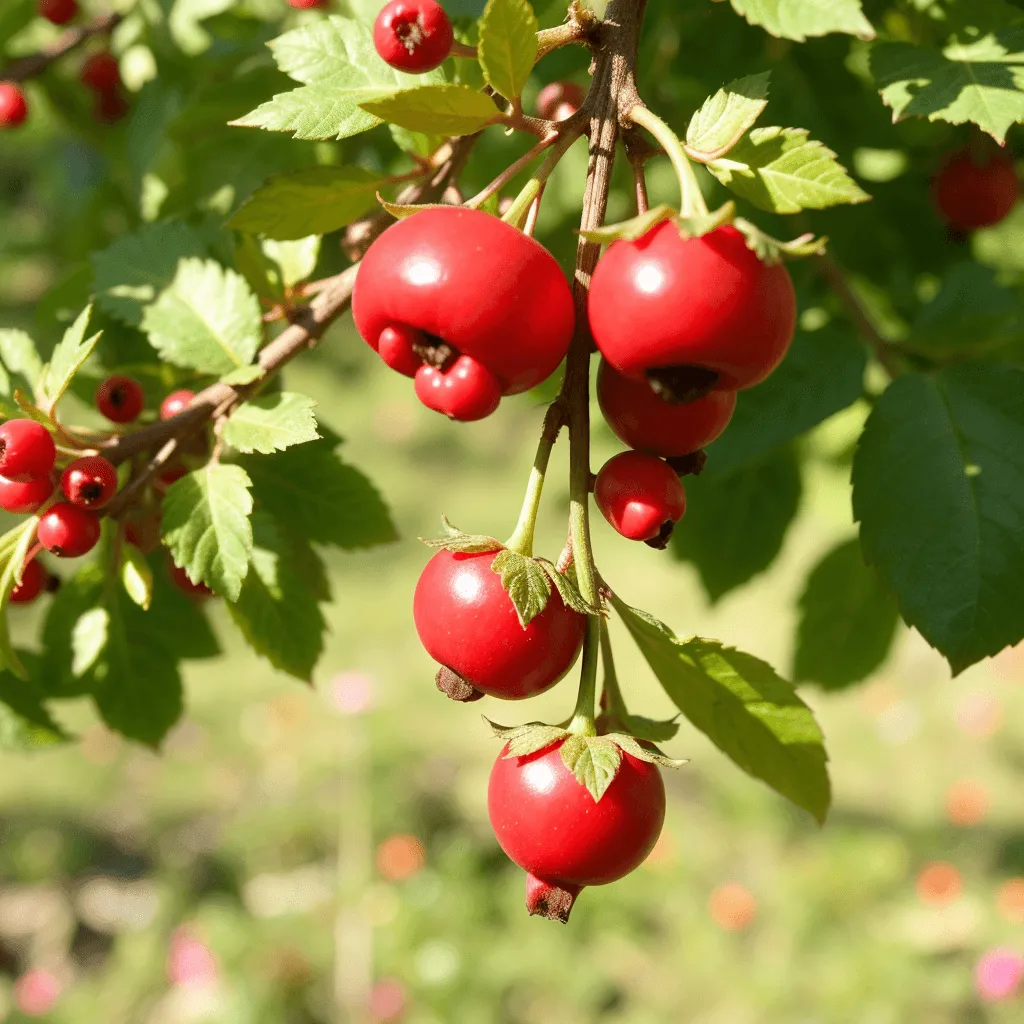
left=328, top=672, right=375, bottom=715
left=168, top=928, right=220, bottom=988
left=15, top=969, right=61, bottom=1016
left=975, top=947, right=1024, bottom=1002
left=369, top=977, right=406, bottom=1021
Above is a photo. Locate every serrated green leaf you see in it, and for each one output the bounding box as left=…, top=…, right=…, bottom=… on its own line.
left=603, top=732, right=688, bottom=769
left=38, top=565, right=105, bottom=698
left=733, top=218, right=827, bottom=263
left=262, top=237, right=321, bottom=288
left=0, top=329, right=43, bottom=409
left=559, top=734, right=622, bottom=801
left=0, top=519, right=40, bottom=679
left=487, top=718, right=570, bottom=757
left=235, top=233, right=286, bottom=305
left=222, top=365, right=266, bottom=387
left=729, top=0, right=874, bottom=42
left=852, top=364, right=1024, bottom=673
left=489, top=548, right=552, bottom=627
left=421, top=515, right=504, bottom=553
left=71, top=607, right=109, bottom=678
left=361, top=84, right=502, bottom=136
left=120, top=544, right=154, bottom=611
left=535, top=558, right=598, bottom=615
left=617, top=713, right=680, bottom=744
left=0, top=656, right=66, bottom=751
left=479, top=0, right=539, bottom=101
left=578, top=205, right=677, bottom=243
left=230, top=167, right=383, bottom=240
left=709, top=127, right=870, bottom=214
left=162, top=464, right=254, bottom=601
left=223, top=393, right=320, bottom=455
left=612, top=597, right=830, bottom=822
left=377, top=197, right=449, bottom=219
left=141, top=259, right=261, bottom=375
left=39, top=305, right=101, bottom=414
left=686, top=72, right=771, bottom=160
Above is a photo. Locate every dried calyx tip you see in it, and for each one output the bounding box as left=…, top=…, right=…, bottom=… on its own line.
left=435, top=665, right=484, bottom=703
left=525, top=874, right=581, bottom=923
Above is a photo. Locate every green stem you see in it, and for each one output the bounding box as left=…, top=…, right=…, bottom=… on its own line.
left=504, top=402, right=565, bottom=556
left=599, top=618, right=628, bottom=719
left=629, top=104, right=708, bottom=218
left=501, top=127, right=583, bottom=227
left=568, top=615, right=601, bottom=737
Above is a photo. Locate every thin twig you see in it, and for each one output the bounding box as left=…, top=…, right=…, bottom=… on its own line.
left=2, top=14, right=122, bottom=82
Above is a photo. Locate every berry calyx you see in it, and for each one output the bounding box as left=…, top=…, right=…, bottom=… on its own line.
left=597, top=360, right=736, bottom=458
left=589, top=222, right=797, bottom=393
left=373, top=0, right=454, bottom=74
left=414, top=356, right=502, bottom=422
left=353, top=208, right=574, bottom=421
left=11, top=559, right=45, bottom=604
left=488, top=740, right=666, bottom=921
left=38, top=0, right=78, bottom=24
left=37, top=503, right=101, bottom=558
left=160, top=390, right=196, bottom=421
left=80, top=52, right=120, bottom=93
left=0, top=420, right=56, bottom=482
left=594, top=451, right=687, bottom=546
left=536, top=81, right=585, bottom=121
left=0, top=83, right=28, bottom=130
left=0, top=475, right=54, bottom=514
left=60, top=455, right=118, bottom=509
left=933, top=149, right=1018, bottom=232
left=413, top=550, right=586, bottom=700
left=96, top=375, right=145, bottom=423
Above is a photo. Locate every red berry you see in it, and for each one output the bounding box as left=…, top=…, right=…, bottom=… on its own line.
left=373, top=0, right=454, bottom=73
left=169, top=563, right=213, bottom=600
left=933, top=149, right=1018, bottom=232
left=594, top=451, right=687, bottom=544
left=353, top=208, right=574, bottom=421
left=287, top=0, right=329, bottom=6
left=597, top=359, right=736, bottom=458
left=413, top=550, right=586, bottom=700
left=60, top=455, right=118, bottom=509
left=488, top=739, right=666, bottom=921
left=37, top=503, right=100, bottom=558
left=414, top=355, right=502, bottom=422
left=96, top=375, right=145, bottom=423
left=0, top=83, right=28, bottom=129
left=589, top=222, right=796, bottom=393
left=38, top=0, right=78, bottom=24
left=0, top=475, right=54, bottom=514
left=0, top=420, right=56, bottom=482
left=160, top=390, right=195, bottom=421
left=80, top=52, right=120, bottom=93
left=11, top=559, right=45, bottom=604
left=536, top=81, right=585, bottom=121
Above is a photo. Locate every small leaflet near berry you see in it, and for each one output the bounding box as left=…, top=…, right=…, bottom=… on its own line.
left=376, top=195, right=450, bottom=219
left=685, top=72, right=771, bottom=162
left=559, top=734, right=623, bottom=801
left=577, top=204, right=677, bottom=244
left=534, top=556, right=599, bottom=616
left=419, top=514, right=504, bottom=553
left=676, top=201, right=737, bottom=240
left=490, top=548, right=552, bottom=627
left=603, top=731, right=689, bottom=769
left=734, top=217, right=826, bottom=264
left=486, top=717, right=571, bottom=757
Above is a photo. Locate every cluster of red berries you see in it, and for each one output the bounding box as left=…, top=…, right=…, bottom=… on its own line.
left=933, top=148, right=1019, bottom=233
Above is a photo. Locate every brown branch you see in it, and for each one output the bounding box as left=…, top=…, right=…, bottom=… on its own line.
left=535, top=1, right=602, bottom=61
left=2, top=14, right=122, bottom=83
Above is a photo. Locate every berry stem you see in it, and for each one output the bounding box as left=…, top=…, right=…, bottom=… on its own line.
left=534, top=3, right=600, bottom=61
left=598, top=617, right=628, bottom=720
left=501, top=127, right=583, bottom=227
left=0, top=13, right=121, bottom=83
left=449, top=40, right=478, bottom=59
left=628, top=104, right=708, bottom=218
left=465, top=133, right=558, bottom=211
left=568, top=615, right=601, bottom=736
left=504, top=402, right=566, bottom=557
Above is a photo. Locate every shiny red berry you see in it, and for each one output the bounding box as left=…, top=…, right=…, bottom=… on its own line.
left=594, top=451, right=687, bottom=544
left=374, top=0, right=454, bottom=73
left=0, top=83, right=28, bottom=129
left=414, top=355, right=502, bottom=422
left=488, top=740, right=666, bottom=921
left=11, top=559, right=45, bottom=604
left=933, top=149, right=1018, bottom=232
left=413, top=550, right=586, bottom=700
left=61, top=455, right=118, bottom=509
left=96, top=375, right=145, bottom=423
left=160, top=390, right=195, bottom=421
left=38, top=503, right=100, bottom=557
left=38, top=0, right=78, bottom=24
left=353, top=208, right=574, bottom=421
left=80, top=52, right=120, bottom=92
left=597, top=359, right=736, bottom=458
left=589, top=222, right=796, bottom=393
left=169, top=562, right=213, bottom=600
left=536, top=81, right=585, bottom=121
left=0, top=474, right=53, bottom=514
left=0, top=420, right=56, bottom=482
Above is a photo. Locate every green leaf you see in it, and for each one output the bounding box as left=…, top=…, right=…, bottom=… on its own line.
left=0, top=657, right=65, bottom=751
left=852, top=364, right=1024, bottom=673
left=489, top=548, right=552, bottom=627
left=478, top=0, right=539, bottom=101
left=0, top=329, right=43, bottom=409
left=141, top=258, right=262, bottom=375
left=162, top=464, right=254, bottom=602
left=38, top=565, right=105, bottom=698
left=223, top=393, right=320, bottom=455
left=535, top=558, right=599, bottom=616
left=616, top=713, right=680, bottom=744
left=612, top=598, right=831, bottom=822
left=361, top=84, right=502, bottom=136
left=0, top=519, right=40, bottom=679
left=486, top=717, right=570, bottom=757
left=149, top=561, right=221, bottom=661
left=241, top=439, right=397, bottom=550
left=729, top=0, right=874, bottom=41
left=71, top=607, right=109, bottom=678
left=120, top=544, right=154, bottom=611
left=421, top=514, right=504, bottom=553
left=794, top=539, right=899, bottom=691
left=559, top=734, right=622, bottom=801
left=262, top=237, right=321, bottom=288
left=228, top=516, right=326, bottom=682
left=871, top=31, right=1024, bottom=143
left=603, top=732, right=688, bottom=769
left=229, top=167, right=383, bottom=240
left=672, top=446, right=803, bottom=602
left=686, top=72, right=771, bottom=160
left=39, top=305, right=101, bottom=413
left=733, top=218, right=827, bottom=262
left=222, top=365, right=267, bottom=387
left=709, top=127, right=870, bottom=214
left=578, top=205, right=677, bottom=243
left=92, top=221, right=206, bottom=326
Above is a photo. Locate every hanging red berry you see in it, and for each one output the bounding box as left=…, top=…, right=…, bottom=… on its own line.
left=37, top=503, right=101, bottom=558
left=373, top=0, right=454, bottom=73
left=594, top=450, right=687, bottom=546
left=10, top=559, right=45, bottom=604
left=0, top=475, right=54, bottom=515
left=0, top=83, right=28, bottom=130
left=536, top=81, right=585, bottom=121
left=38, top=0, right=78, bottom=24
left=96, top=375, right=145, bottom=423
left=0, top=420, right=56, bottom=482
left=160, top=390, right=195, bottom=421
left=933, top=149, right=1018, bottom=232
left=61, top=455, right=119, bottom=509
left=80, top=52, right=121, bottom=93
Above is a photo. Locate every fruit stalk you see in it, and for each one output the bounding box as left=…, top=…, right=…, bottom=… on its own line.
left=568, top=615, right=601, bottom=736
left=628, top=104, right=708, bottom=217
left=505, top=402, right=566, bottom=557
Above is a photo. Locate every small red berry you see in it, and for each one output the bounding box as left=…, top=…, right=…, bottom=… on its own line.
left=10, top=559, right=45, bottom=604
left=37, top=503, right=100, bottom=558
left=60, top=455, right=118, bottom=509
left=0, top=420, right=56, bottom=482
left=414, top=550, right=586, bottom=700
left=589, top=222, right=796, bottom=393
left=160, top=390, right=195, bottom=421
left=38, top=0, right=78, bottom=24
left=169, top=562, right=213, bottom=600
left=414, top=356, right=502, bottom=421
left=594, top=451, right=687, bottom=545
left=0, top=83, right=28, bottom=130
left=536, top=81, right=585, bottom=121
left=96, top=375, right=145, bottom=423
left=80, top=52, right=120, bottom=93
left=597, top=360, right=736, bottom=458
left=933, top=149, right=1018, bottom=232
left=0, top=474, right=54, bottom=514
left=287, top=0, right=329, bottom=7
left=373, top=0, right=454, bottom=73
left=488, top=739, right=666, bottom=921
left=93, top=89, right=129, bottom=124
